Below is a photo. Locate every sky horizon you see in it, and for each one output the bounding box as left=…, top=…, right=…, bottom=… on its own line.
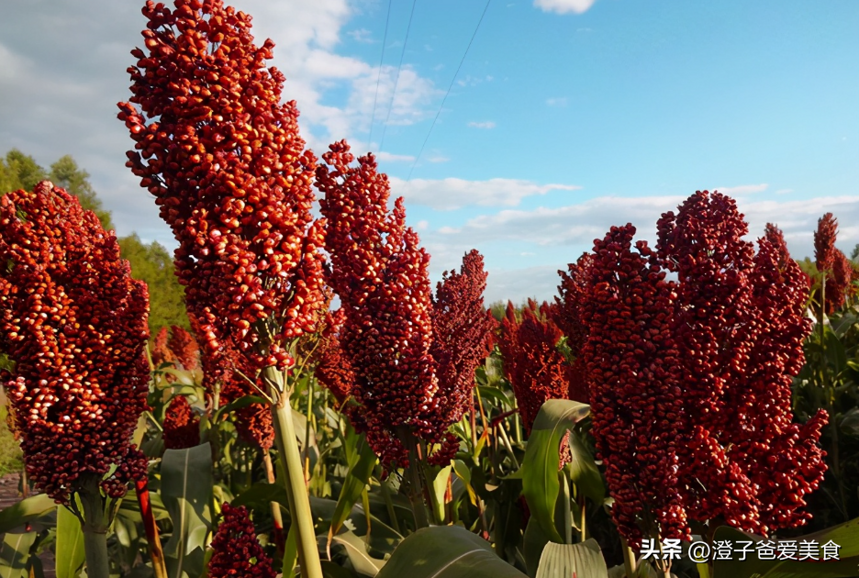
left=2, top=0, right=857, bottom=304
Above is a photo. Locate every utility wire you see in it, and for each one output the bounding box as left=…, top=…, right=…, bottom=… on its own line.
left=407, top=0, right=492, bottom=181
left=367, top=0, right=393, bottom=149
left=378, top=0, right=418, bottom=154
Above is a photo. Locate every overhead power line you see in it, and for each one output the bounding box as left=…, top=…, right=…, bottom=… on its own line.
left=378, top=0, right=418, bottom=154
left=407, top=0, right=493, bottom=181
left=367, top=0, right=393, bottom=149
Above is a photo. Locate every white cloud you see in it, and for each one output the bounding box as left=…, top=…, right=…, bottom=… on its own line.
left=715, top=183, right=769, bottom=195
left=423, top=193, right=859, bottom=304
left=534, top=0, right=597, bottom=15
left=427, top=155, right=450, bottom=163
left=0, top=0, right=442, bottom=243
left=376, top=151, right=416, bottom=162
left=546, top=97, right=568, bottom=106
left=415, top=220, right=429, bottom=231
left=347, top=28, right=373, bottom=43
left=388, top=177, right=581, bottom=210
left=467, top=121, right=496, bottom=129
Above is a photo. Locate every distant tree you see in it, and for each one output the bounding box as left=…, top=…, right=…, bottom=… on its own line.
left=118, top=234, right=188, bottom=332
left=796, top=257, right=818, bottom=278
left=1, top=150, right=113, bottom=230
left=0, top=149, right=47, bottom=192
left=49, top=155, right=114, bottom=230
left=851, top=243, right=859, bottom=262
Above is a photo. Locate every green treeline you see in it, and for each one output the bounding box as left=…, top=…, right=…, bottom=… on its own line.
left=0, top=149, right=188, bottom=332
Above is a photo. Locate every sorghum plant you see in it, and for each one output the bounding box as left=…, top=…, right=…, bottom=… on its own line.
left=562, top=192, right=828, bottom=568
left=579, top=225, right=688, bottom=552
left=316, top=142, right=491, bottom=523
left=313, top=308, right=355, bottom=406
left=208, top=503, right=276, bottom=578
left=162, top=395, right=200, bottom=449
left=657, top=192, right=826, bottom=536
left=497, top=300, right=572, bottom=434
left=118, top=1, right=327, bottom=574
left=813, top=212, right=856, bottom=314
left=0, top=181, right=150, bottom=578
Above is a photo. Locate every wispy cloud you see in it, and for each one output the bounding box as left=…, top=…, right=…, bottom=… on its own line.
left=376, top=151, right=416, bottom=162
left=467, top=121, right=496, bottom=129
left=389, top=177, right=581, bottom=210
left=546, top=97, right=568, bottom=107
left=534, top=0, right=597, bottom=15
left=347, top=28, right=373, bottom=43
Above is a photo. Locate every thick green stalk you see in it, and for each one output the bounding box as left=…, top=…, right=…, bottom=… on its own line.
left=265, top=367, right=323, bottom=578
left=379, top=477, right=402, bottom=534
left=403, top=433, right=430, bottom=529
left=83, top=529, right=110, bottom=578
left=621, top=537, right=638, bottom=578
left=561, top=475, right=572, bottom=544
left=79, top=478, right=110, bottom=578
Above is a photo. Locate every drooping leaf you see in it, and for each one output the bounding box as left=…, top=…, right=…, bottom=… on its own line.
left=0, top=494, right=56, bottom=534
left=329, top=430, right=378, bottom=541
left=375, top=525, right=527, bottom=578
left=55, top=506, right=85, bottom=578
left=566, top=432, right=604, bottom=505
left=519, top=399, right=590, bottom=543
left=329, top=531, right=386, bottom=577
left=161, top=443, right=213, bottom=578
left=0, top=532, right=36, bottom=578
left=534, top=539, right=608, bottom=578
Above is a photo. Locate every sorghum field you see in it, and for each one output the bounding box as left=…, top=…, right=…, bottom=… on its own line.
left=0, top=1, right=858, bottom=578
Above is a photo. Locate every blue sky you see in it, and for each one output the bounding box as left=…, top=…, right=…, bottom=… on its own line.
left=1, top=0, right=857, bottom=302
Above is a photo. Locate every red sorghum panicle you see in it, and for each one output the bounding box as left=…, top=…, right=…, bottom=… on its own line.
left=162, top=395, right=200, bottom=450
left=0, top=182, right=150, bottom=504
left=742, top=233, right=827, bottom=530
left=497, top=300, right=571, bottom=435
left=317, top=142, right=436, bottom=466
left=317, top=141, right=491, bottom=466
left=813, top=212, right=847, bottom=314
left=313, top=308, right=355, bottom=406
left=554, top=252, right=593, bottom=403
left=118, top=0, right=327, bottom=375
left=208, top=503, right=276, bottom=578
left=581, top=224, right=689, bottom=546
left=217, top=340, right=274, bottom=451
left=168, top=325, right=200, bottom=371
left=428, top=250, right=493, bottom=462
left=151, top=326, right=175, bottom=368
left=656, top=191, right=824, bottom=536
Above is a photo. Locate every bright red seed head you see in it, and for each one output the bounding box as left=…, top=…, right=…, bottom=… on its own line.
left=162, top=395, right=200, bottom=450
left=0, top=181, right=150, bottom=504
left=317, top=141, right=491, bottom=466
left=119, top=0, right=327, bottom=377
left=208, top=503, right=276, bottom=578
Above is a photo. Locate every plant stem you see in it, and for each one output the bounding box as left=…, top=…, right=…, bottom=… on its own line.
left=263, top=451, right=285, bottom=553
left=579, top=494, right=587, bottom=542
left=304, top=377, right=314, bottom=487
left=403, top=432, right=430, bottom=529
left=83, top=528, right=110, bottom=578
left=135, top=478, right=168, bottom=578
left=621, top=537, right=638, bottom=578
left=495, top=420, right=520, bottom=470
left=79, top=477, right=110, bottom=578
left=265, top=367, right=323, bottom=578
left=561, top=474, right=572, bottom=544
left=379, top=476, right=402, bottom=534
